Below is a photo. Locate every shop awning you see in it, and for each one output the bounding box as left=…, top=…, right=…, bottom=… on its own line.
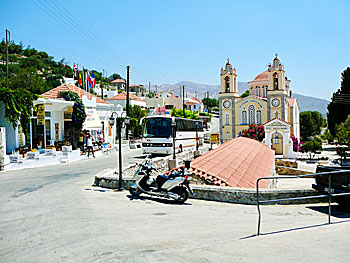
left=83, top=108, right=102, bottom=130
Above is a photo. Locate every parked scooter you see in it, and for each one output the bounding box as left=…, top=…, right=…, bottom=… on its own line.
left=129, top=159, right=193, bottom=204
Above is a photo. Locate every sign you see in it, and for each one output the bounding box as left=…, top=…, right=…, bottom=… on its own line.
left=210, top=133, right=220, bottom=143
left=55, top=123, right=59, bottom=141
left=37, top=104, right=45, bottom=125
left=18, top=126, right=24, bottom=146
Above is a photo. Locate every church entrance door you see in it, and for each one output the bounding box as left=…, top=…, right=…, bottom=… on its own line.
left=271, top=132, right=283, bottom=155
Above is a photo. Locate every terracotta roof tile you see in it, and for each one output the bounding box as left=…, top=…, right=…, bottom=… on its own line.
left=249, top=70, right=269, bottom=83
left=289, top=97, right=296, bottom=106
left=188, top=137, right=274, bottom=188
left=108, top=92, right=142, bottom=101
left=41, top=84, right=110, bottom=104
left=110, top=79, right=125, bottom=84
left=263, top=118, right=290, bottom=126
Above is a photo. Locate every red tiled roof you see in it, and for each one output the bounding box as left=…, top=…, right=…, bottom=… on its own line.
left=108, top=91, right=144, bottom=101
left=185, top=101, right=197, bottom=105
left=191, top=97, right=203, bottom=104
left=41, top=84, right=110, bottom=104
left=289, top=97, right=296, bottom=106
left=263, top=118, right=290, bottom=126
left=130, top=84, right=140, bottom=87
left=110, top=79, right=125, bottom=84
left=188, top=137, right=274, bottom=188
left=250, top=70, right=269, bottom=83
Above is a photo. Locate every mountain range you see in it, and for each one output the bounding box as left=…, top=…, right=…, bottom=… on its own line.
left=157, top=81, right=329, bottom=115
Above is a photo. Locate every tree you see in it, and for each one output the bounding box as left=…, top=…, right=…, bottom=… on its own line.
left=127, top=105, right=148, bottom=138
left=240, top=124, right=265, bottom=142
left=201, top=98, right=218, bottom=111
left=170, top=107, right=199, bottom=120
left=240, top=89, right=250, bottom=98
left=108, top=73, right=122, bottom=81
left=327, top=67, right=350, bottom=136
left=300, top=111, right=325, bottom=141
left=301, top=137, right=323, bottom=159
left=335, top=114, right=350, bottom=146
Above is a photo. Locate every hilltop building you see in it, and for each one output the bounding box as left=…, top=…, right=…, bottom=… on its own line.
left=218, top=55, right=300, bottom=158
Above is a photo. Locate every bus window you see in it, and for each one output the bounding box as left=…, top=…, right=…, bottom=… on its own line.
left=144, top=118, right=172, bottom=138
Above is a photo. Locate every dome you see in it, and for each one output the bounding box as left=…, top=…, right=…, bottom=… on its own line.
left=250, top=70, right=269, bottom=83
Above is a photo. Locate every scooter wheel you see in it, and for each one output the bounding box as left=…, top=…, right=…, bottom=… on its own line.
left=129, top=187, right=141, bottom=197
left=172, top=187, right=188, bottom=204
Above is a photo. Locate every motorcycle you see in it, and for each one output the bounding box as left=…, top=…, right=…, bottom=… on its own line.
left=129, top=159, right=193, bottom=204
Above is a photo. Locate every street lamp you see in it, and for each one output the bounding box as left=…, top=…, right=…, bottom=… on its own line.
left=109, top=111, right=130, bottom=191
left=171, top=118, right=176, bottom=160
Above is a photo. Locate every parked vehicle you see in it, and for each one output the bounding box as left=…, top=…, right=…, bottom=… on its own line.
left=129, top=159, right=193, bottom=204
left=141, top=115, right=204, bottom=155
left=312, top=165, right=350, bottom=207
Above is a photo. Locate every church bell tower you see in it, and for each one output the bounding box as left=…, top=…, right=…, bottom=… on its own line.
left=219, top=59, right=239, bottom=143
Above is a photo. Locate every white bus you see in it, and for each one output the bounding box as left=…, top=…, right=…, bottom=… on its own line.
left=141, top=115, right=204, bottom=155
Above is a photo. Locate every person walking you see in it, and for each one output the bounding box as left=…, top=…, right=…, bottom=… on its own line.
left=78, top=132, right=84, bottom=153
left=86, top=133, right=95, bottom=158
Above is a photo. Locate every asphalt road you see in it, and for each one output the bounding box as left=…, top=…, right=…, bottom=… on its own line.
left=1, top=146, right=350, bottom=262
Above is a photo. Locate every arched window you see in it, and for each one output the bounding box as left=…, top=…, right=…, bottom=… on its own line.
left=262, top=85, right=267, bottom=97
left=250, top=86, right=254, bottom=95
left=256, top=86, right=260, bottom=97
left=248, top=105, right=255, bottom=124
left=273, top=73, right=278, bottom=90
left=256, top=110, right=262, bottom=124
left=225, top=132, right=230, bottom=141
left=225, top=76, right=230, bottom=93
left=241, top=110, right=247, bottom=124
left=225, top=113, right=230, bottom=125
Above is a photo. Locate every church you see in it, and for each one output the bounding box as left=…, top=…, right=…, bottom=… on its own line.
left=218, top=55, right=300, bottom=158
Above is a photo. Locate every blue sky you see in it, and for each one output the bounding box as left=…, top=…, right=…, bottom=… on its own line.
left=1, top=0, right=350, bottom=100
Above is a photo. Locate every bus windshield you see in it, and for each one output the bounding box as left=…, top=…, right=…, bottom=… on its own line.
left=144, top=118, right=172, bottom=138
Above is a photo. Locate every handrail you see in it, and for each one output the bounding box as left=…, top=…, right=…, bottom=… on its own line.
left=256, top=170, right=350, bottom=235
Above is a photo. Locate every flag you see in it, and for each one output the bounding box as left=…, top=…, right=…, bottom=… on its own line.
left=78, top=71, right=82, bottom=85
left=92, top=70, right=96, bottom=86
left=87, top=72, right=94, bottom=89
left=73, top=64, right=78, bottom=76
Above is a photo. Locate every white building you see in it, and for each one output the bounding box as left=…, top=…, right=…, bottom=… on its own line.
left=107, top=92, right=146, bottom=109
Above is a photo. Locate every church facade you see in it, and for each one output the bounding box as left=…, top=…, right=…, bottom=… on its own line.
left=218, top=56, right=300, bottom=158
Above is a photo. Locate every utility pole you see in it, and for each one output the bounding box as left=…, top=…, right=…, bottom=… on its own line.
left=155, top=85, right=157, bottom=93
left=183, top=85, right=185, bottom=118
left=6, top=29, right=10, bottom=90
left=195, top=90, right=197, bottom=99
left=148, top=81, right=151, bottom=95
left=101, top=69, right=105, bottom=99
left=126, top=65, right=130, bottom=140
left=179, top=86, right=182, bottom=98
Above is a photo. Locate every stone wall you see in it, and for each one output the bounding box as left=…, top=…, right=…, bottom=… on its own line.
left=93, top=147, right=327, bottom=205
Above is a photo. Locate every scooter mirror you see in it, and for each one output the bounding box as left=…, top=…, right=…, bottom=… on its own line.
left=184, top=160, right=191, bottom=169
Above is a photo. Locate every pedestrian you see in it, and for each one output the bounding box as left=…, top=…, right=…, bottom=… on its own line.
left=86, top=133, right=95, bottom=158
left=78, top=132, right=84, bottom=153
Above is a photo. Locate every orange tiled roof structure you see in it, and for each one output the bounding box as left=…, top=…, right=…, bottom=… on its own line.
left=250, top=70, right=269, bottom=83
left=110, top=79, right=125, bottom=84
left=188, top=137, right=274, bottom=188
left=108, top=91, right=145, bottom=102
left=41, top=84, right=110, bottom=104
left=289, top=97, right=296, bottom=106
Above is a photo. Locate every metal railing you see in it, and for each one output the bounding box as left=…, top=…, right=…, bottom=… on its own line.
left=256, top=170, right=350, bottom=235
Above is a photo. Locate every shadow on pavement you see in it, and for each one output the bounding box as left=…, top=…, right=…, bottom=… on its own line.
left=126, top=194, right=192, bottom=206
left=241, top=219, right=350, bottom=240
left=306, top=204, right=350, bottom=218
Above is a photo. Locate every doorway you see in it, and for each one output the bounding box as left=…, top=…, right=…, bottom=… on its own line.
left=271, top=132, right=283, bottom=155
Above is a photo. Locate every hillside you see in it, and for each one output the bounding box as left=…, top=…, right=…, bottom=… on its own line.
left=158, top=81, right=329, bottom=115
